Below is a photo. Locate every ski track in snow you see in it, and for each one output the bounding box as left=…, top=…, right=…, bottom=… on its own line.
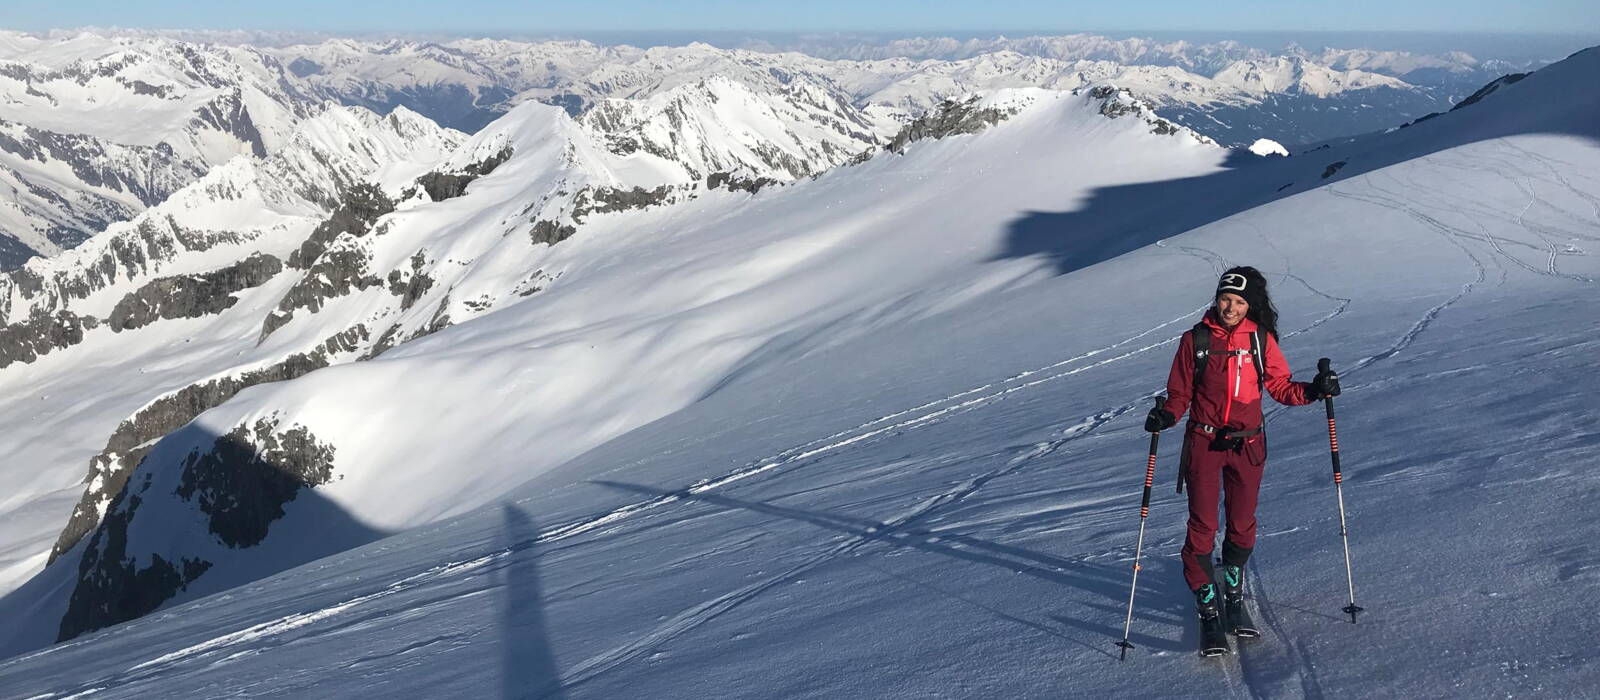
left=1325, top=167, right=1494, bottom=378
left=535, top=302, right=1214, bottom=548
left=1240, top=564, right=1330, bottom=700
left=552, top=404, right=1147, bottom=693
left=25, top=557, right=502, bottom=698
left=549, top=330, right=1204, bottom=690
left=1395, top=153, right=1595, bottom=285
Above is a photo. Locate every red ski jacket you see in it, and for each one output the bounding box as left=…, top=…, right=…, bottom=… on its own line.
left=1161, top=312, right=1313, bottom=434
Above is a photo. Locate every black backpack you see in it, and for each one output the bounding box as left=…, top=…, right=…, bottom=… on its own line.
left=1191, top=321, right=1265, bottom=393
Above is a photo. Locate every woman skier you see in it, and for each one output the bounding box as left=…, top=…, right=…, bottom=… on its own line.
left=1144, top=266, right=1341, bottom=656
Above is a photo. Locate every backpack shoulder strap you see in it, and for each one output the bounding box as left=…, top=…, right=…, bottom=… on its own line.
left=1191, top=322, right=1212, bottom=384
left=1250, top=330, right=1266, bottom=390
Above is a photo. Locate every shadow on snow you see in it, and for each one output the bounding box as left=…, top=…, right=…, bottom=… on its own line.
left=595, top=480, right=1198, bottom=657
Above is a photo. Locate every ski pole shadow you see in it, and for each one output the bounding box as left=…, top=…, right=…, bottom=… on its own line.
left=496, top=504, right=566, bottom=700
left=593, top=480, right=1194, bottom=656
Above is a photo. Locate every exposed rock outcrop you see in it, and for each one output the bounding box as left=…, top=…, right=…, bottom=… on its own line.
left=529, top=220, right=577, bottom=247
left=58, top=416, right=337, bottom=642
left=1087, top=85, right=1209, bottom=141
left=413, top=145, right=513, bottom=201
left=0, top=308, right=97, bottom=370
left=887, top=97, right=1014, bottom=154
left=107, top=253, right=283, bottom=331
left=266, top=184, right=397, bottom=340
left=50, top=325, right=368, bottom=563
left=1452, top=72, right=1528, bottom=112
left=706, top=171, right=779, bottom=194
left=174, top=419, right=338, bottom=548
left=285, top=182, right=395, bottom=270
left=571, top=185, right=679, bottom=223
left=0, top=217, right=184, bottom=323
left=1401, top=71, right=1533, bottom=129
left=188, top=88, right=269, bottom=159
left=386, top=251, right=435, bottom=312
left=0, top=118, right=205, bottom=208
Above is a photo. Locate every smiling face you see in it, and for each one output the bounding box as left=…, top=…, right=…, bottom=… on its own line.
left=1216, top=292, right=1250, bottom=328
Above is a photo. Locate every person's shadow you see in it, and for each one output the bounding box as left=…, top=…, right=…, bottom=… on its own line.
left=496, top=504, right=566, bottom=700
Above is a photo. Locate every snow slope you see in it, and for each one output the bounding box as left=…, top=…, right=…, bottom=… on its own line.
left=0, top=45, right=1597, bottom=699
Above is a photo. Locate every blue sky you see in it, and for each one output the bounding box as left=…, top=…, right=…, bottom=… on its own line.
left=4, top=0, right=1597, bottom=34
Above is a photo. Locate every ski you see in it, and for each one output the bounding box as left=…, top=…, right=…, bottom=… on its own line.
left=1195, top=583, right=1231, bottom=657
left=1220, top=561, right=1261, bottom=638
left=1199, top=611, right=1231, bottom=657
left=1226, top=595, right=1260, bottom=638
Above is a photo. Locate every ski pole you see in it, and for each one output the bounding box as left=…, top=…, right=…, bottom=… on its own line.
left=1116, top=396, right=1165, bottom=661
left=1319, top=358, right=1364, bottom=624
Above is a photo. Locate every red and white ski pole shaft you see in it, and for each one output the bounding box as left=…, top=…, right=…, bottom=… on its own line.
left=1116, top=397, right=1164, bottom=661
left=1320, top=358, right=1364, bottom=624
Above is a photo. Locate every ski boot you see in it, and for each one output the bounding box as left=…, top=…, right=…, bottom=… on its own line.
left=1222, top=563, right=1260, bottom=638
left=1196, top=583, right=1230, bottom=657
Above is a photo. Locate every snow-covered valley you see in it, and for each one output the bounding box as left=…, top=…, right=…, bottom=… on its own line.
left=0, top=28, right=1595, bottom=699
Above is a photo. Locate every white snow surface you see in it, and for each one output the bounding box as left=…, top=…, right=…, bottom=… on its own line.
left=0, top=43, right=1596, bottom=700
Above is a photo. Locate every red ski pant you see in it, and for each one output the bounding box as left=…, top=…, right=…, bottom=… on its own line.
left=1180, top=429, right=1266, bottom=591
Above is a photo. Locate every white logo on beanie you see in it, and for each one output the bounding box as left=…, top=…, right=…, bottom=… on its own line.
left=1219, top=273, right=1248, bottom=293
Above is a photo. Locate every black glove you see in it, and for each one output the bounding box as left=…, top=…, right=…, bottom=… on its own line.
left=1308, top=359, right=1341, bottom=400
left=1145, top=406, right=1176, bottom=432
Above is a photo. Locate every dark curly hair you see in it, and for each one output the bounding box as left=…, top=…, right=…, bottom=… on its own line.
left=1216, top=266, right=1279, bottom=339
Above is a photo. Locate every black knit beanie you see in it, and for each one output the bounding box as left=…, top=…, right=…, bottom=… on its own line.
left=1216, top=268, right=1267, bottom=309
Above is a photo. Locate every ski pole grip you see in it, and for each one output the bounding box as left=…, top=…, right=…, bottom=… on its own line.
left=1317, top=358, right=1336, bottom=417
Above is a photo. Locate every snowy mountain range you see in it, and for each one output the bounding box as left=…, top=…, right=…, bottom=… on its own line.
left=0, top=24, right=1595, bottom=697
left=3, top=29, right=1563, bottom=267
